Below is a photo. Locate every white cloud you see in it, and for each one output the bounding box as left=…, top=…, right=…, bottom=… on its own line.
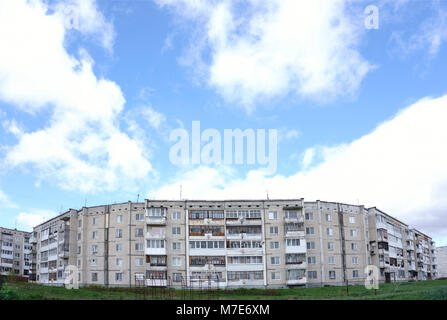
left=410, top=10, right=447, bottom=56
left=153, top=94, right=447, bottom=239
left=53, top=0, right=116, bottom=52
left=156, top=0, right=373, bottom=111
left=141, top=106, right=167, bottom=130
left=16, top=209, right=58, bottom=231
left=0, top=0, right=152, bottom=193
left=0, top=189, right=18, bottom=209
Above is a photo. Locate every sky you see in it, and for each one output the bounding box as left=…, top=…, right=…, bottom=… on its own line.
left=0, top=0, right=446, bottom=245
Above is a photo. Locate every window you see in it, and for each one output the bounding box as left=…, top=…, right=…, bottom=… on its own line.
left=271, top=272, right=280, bottom=280
left=172, top=242, right=182, bottom=250
left=306, top=227, right=314, bottom=235
left=353, top=270, right=359, bottom=278
left=326, top=228, right=333, bottom=236
left=135, top=243, right=144, bottom=251
left=172, top=273, right=182, bottom=282
left=352, top=257, right=359, bottom=265
left=350, top=229, right=357, bottom=237
left=270, top=241, right=279, bottom=250
left=116, top=258, right=123, bottom=267
left=268, top=211, right=278, bottom=220
left=116, top=273, right=123, bottom=281
left=92, top=273, right=98, bottom=282
left=172, top=227, right=181, bottom=235
left=227, top=256, right=262, bottom=264
left=307, top=241, right=315, bottom=250
left=92, top=245, right=98, bottom=253
left=172, top=212, right=182, bottom=220
left=77, top=246, right=81, bottom=254
left=147, top=240, right=165, bottom=248
left=77, top=232, right=81, bottom=240
left=135, top=228, right=144, bottom=237
left=286, top=239, right=300, bottom=247
left=116, top=229, right=122, bottom=238
left=351, top=243, right=358, bottom=251
left=117, top=215, right=123, bottom=223
left=91, top=259, right=97, bottom=266
left=326, top=214, right=332, bottom=222
left=92, top=231, right=98, bottom=240
left=136, top=213, right=144, bottom=221
left=328, top=256, right=335, bottom=264
left=270, top=226, right=279, bottom=235
left=116, top=243, right=122, bottom=252
left=308, top=271, right=318, bottom=279
left=307, top=256, right=316, bottom=264
left=172, top=257, right=181, bottom=266
left=349, top=216, right=356, bottom=224
left=328, top=242, right=334, bottom=250
left=135, top=258, right=144, bottom=266
left=92, top=217, right=98, bottom=225
left=329, top=271, right=336, bottom=279
left=78, top=220, right=82, bottom=227
left=270, top=256, right=280, bottom=265
left=305, top=212, right=314, bottom=220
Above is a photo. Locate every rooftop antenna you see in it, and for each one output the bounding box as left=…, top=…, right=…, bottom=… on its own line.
left=266, top=190, right=269, bottom=200
left=137, top=193, right=140, bottom=203
left=180, top=185, right=182, bottom=200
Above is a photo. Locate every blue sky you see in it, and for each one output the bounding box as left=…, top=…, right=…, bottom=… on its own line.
left=0, top=0, right=446, bottom=245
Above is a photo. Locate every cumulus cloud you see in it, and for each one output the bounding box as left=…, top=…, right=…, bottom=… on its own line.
left=53, top=0, right=116, bottom=51
left=16, top=209, right=59, bottom=231
left=152, top=94, right=447, bottom=239
left=156, top=0, right=373, bottom=111
left=0, top=189, right=18, bottom=209
left=0, top=0, right=152, bottom=192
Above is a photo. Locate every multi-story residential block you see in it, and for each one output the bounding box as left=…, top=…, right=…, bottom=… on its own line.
left=436, top=246, right=447, bottom=278
left=0, top=227, right=32, bottom=277
left=29, top=199, right=438, bottom=288
left=31, top=202, right=146, bottom=286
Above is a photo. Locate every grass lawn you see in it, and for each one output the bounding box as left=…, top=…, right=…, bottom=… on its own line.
left=1, top=279, right=446, bottom=300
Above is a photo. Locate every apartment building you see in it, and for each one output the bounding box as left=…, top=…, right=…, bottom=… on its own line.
left=0, top=227, right=32, bottom=277
left=30, top=199, right=438, bottom=288
left=31, top=202, right=146, bottom=286
left=436, top=246, right=447, bottom=278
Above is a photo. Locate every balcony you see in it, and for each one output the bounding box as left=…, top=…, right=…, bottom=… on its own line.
left=145, top=279, right=167, bottom=287
left=226, top=233, right=262, bottom=240
left=29, top=236, right=37, bottom=244
left=225, top=247, right=263, bottom=256
left=285, top=230, right=305, bottom=238
left=286, top=277, right=307, bottom=286
left=0, top=253, right=13, bottom=260
left=225, top=218, right=262, bottom=226
left=284, top=215, right=304, bottom=224
left=146, top=231, right=166, bottom=240
left=0, top=262, right=13, bottom=268
left=145, top=247, right=166, bottom=255
left=48, top=254, right=58, bottom=261
left=146, top=216, right=167, bottom=225
left=58, top=251, right=69, bottom=259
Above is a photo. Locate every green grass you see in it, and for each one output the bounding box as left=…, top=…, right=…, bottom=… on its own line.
left=1, top=279, right=446, bottom=300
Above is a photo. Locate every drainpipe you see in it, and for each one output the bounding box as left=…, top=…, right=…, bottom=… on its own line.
left=262, top=200, right=267, bottom=287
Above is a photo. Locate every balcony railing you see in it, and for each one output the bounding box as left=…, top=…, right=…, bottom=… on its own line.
left=146, top=216, right=167, bottom=225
